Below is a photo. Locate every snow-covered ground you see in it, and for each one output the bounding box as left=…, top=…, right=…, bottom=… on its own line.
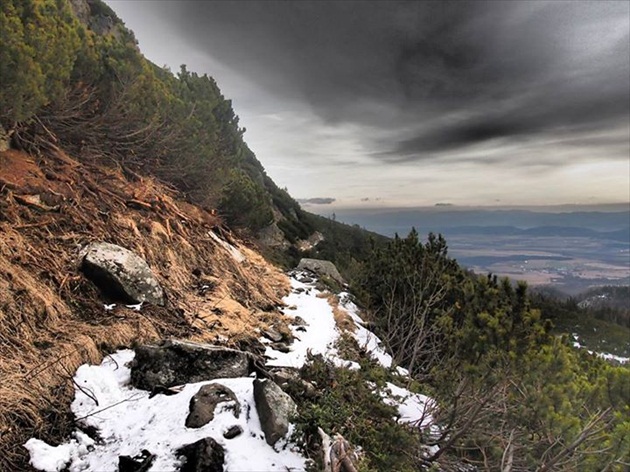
left=25, top=350, right=306, bottom=472
left=26, top=272, right=436, bottom=471
left=338, top=292, right=409, bottom=375
left=264, top=276, right=341, bottom=369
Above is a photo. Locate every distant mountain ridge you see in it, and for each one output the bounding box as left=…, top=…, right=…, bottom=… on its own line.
left=439, top=225, right=630, bottom=242
left=328, top=208, right=630, bottom=236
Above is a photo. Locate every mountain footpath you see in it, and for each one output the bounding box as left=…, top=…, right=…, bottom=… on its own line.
left=24, top=272, right=437, bottom=471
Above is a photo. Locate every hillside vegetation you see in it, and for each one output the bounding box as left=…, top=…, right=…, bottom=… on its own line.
left=355, top=230, right=629, bottom=470
left=0, top=0, right=322, bottom=244
left=1, top=1, right=628, bottom=471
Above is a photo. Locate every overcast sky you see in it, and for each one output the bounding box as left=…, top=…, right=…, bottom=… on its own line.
left=106, top=1, right=629, bottom=209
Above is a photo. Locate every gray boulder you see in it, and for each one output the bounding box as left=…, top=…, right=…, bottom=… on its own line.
left=253, top=378, right=297, bottom=446
left=130, top=340, right=251, bottom=390
left=186, top=383, right=240, bottom=428
left=176, top=438, right=224, bottom=472
left=258, top=223, right=290, bottom=249
left=81, top=242, right=164, bottom=305
left=297, top=258, right=344, bottom=285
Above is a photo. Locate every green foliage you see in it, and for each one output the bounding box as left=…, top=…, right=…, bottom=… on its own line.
left=0, top=0, right=303, bottom=233
left=532, top=290, right=630, bottom=356
left=0, top=0, right=81, bottom=123
left=361, top=228, right=630, bottom=470
left=292, top=355, right=424, bottom=472
left=219, top=170, right=274, bottom=231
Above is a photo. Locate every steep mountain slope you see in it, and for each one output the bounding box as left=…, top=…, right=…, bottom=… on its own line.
left=0, top=2, right=380, bottom=467
left=0, top=148, right=291, bottom=470
left=1, top=0, right=321, bottom=248
left=2, top=2, right=629, bottom=470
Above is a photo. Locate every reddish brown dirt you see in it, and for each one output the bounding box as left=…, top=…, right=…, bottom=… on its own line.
left=0, top=148, right=290, bottom=470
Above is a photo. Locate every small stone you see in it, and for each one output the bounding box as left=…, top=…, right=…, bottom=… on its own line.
left=269, top=342, right=291, bottom=353
left=118, top=449, right=155, bottom=472
left=291, top=316, right=308, bottom=327
left=269, top=367, right=300, bottom=387
left=223, top=425, right=243, bottom=439
left=262, top=327, right=283, bottom=343
left=186, top=383, right=240, bottom=428
left=176, top=438, right=224, bottom=472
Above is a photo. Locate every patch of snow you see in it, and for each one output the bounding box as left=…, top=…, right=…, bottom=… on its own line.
left=595, top=352, right=629, bottom=364
left=24, top=432, right=94, bottom=472
left=330, top=357, right=361, bottom=370
left=209, top=231, right=245, bottom=263
left=265, top=275, right=341, bottom=368
left=381, top=382, right=436, bottom=429
left=338, top=293, right=396, bottom=369
left=26, top=350, right=306, bottom=472
left=571, top=334, right=629, bottom=364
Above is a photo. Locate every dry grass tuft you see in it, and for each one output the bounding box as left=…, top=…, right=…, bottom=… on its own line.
left=321, top=293, right=357, bottom=333
left=0, top=149, right=289, bottom=470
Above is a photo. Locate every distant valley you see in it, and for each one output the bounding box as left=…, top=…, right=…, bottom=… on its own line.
left=320, top=206, right=630, bottom=294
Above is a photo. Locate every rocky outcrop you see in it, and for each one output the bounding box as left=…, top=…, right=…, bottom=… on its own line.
left=68, top=0, right=90, bottom=25
left=176, top=438, right=224, bottom=472
left=297, top=258, right=344, bottom=285
left=80, top=242, right=164, bottom=305
left=130, top=340, right=251, bottom=390
left=186, top=384, right=240, bottom=429
left=296, top=231, right=324, bottom=252
left=253, top=378, right=297, bottom=446
left=69, top=0, right=125, bottom=39
left=258, top=222, right=290, bottom=249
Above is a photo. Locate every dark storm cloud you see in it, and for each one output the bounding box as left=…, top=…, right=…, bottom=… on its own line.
left=395, top=117, right=533, bottom=155
left=155, top=0, right=629, bottom=162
